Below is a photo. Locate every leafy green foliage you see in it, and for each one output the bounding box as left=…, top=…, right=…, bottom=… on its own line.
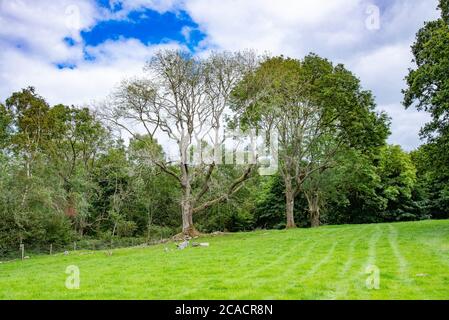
left=0, top=103, right=12, bottom=149
left=403, top=0, right=449, bottom=220
left=403, top=7, right=449, bottom=140
left=411, top=144, right=449, bottom=219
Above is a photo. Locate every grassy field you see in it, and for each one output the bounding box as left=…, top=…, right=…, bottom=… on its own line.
left=1, top=220, right=449, bottom=300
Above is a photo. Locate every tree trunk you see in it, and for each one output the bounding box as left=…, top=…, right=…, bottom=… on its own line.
left=180, top=163, right=200, bottom=237
left=285, top=175, right=296, bottom=228
left=310, top=208, right=320, bottom=228
left=181, top=197, right=199, bottom=236
left=306, top=191, right=320, bottom=228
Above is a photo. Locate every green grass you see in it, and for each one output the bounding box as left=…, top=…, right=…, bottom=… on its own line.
left=1, top=220, right=449, bottom=300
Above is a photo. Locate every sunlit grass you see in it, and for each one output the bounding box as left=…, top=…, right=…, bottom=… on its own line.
left=1, top=220, right=449, bottom=300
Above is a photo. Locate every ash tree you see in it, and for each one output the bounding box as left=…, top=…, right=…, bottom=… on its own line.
left=232, top=54, right=389, bottom=228
left=102, top=50, right=257, bottom=237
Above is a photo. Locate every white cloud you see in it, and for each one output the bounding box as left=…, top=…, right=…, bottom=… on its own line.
left=181, top=25, right=193, bottom=42
left=0, top=0, right=98, bottom=62
left=380, top=104, right=431, bottom=151
left=184, top=0, right=366, bottom=56
left=0, top=38, right=182, bottom=106
left=349, top=43, right=411, bottom=104
left=104, top=0, right=182, bottom=20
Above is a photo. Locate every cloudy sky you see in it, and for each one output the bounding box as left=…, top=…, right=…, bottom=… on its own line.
left=0, top=0, right=441, bottom=150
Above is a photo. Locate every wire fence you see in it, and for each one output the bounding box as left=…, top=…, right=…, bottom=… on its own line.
left=0, top=236, right=172, bottom=262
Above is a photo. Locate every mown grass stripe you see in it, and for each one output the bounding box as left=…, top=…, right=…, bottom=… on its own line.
left=325, top=225, right=371, bottom=300
left=332, top=224, right=382, bottom=300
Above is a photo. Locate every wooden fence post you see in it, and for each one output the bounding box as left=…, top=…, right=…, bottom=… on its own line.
left=20, top=244, right=24, bottom=260
left=50, top=244, right=53, bottom=255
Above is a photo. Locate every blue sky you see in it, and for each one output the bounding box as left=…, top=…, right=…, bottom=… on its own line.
left=81, top=7, right=205, bottom=50
left=0, top=0, right=441, bottom=150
